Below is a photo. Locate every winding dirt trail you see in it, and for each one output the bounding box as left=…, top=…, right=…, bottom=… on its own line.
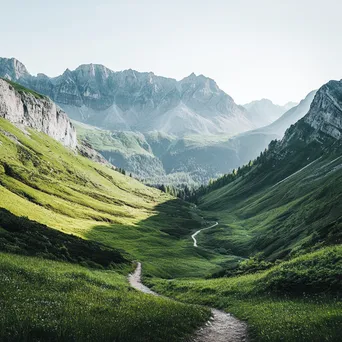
left=191, top=222, right=218, bottom=247
left=128, top=262, right=248, bottom=342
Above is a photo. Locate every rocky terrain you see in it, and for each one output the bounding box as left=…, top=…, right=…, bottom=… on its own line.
left=272, top=80, right=342, bottom=155
left=0, top=78, right=76, bottom=149
left=0, top=57, right=255, bottom=136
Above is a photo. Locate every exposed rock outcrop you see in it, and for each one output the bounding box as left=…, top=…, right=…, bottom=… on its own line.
left=303, top=80, right=342, bottom=140
left=0, top=78, right=77, bottom=149
left=0, top=57, right=254, bottom=136
left=279, top=80, right=342, bottom=149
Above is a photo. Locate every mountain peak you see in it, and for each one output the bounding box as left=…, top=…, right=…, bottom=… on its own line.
left=0, top=56, right=254, bottom=136
left=0, top=57, right=29, bottom=80
left=75, top=63, right=112, bottom=79
left=303, top=79, right=342, bottom=139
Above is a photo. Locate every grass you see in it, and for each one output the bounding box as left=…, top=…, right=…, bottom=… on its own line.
left=1, top=89, right=341, bottom=342
left=74, top=122, right=154, bottom=157
left=195, top=152, right=342, bottom=261
left=0, top=252, right=210, bottom=342
left=0, top=208, right=130, bottom=269
left=148, top=246, right=342, bottom=342
left=0, top=117, right=225, bottom=278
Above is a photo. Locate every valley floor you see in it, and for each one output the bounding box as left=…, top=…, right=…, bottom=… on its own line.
left=0, top=118, right=341, bottom=341
left=147, top=246, right=342, bottom=342
left=129, top=262, right=249, bottom=342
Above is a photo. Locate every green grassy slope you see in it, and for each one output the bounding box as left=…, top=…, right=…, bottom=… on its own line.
left=0, top=252, right=210, bottom=342
left=75, top=121, right=244, bottom=185
left=195, top=137, right=342, bottom=262
left=149, top=246, right=342, bottom=342
left=0, top=118, right=223, bottom=278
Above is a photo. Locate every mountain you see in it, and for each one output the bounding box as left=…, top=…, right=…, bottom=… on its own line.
left=75, top=90, right=316, bottom=185
left=193, top=79, right=342, bottom=260
left=145, top=80, right=342, bottom=342
left=243, top=98, right=297, bottom=127
left=0, top=57, right=255, bottom=136
left=0, top=57, right=29, bottom=80
left=226, top=90, right=317, bottom=164
left=0, top=78, right=76, bottom=149
left=283, top=101, right=298, bottom=111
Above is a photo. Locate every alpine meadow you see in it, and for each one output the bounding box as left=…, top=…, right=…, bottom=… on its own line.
left=1, top=1, right=341, bottom=341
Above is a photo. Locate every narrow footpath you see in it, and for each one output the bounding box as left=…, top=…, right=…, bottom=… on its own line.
left=128, top=262, right=248, bottom=342
left=191, top=222, right=218, bottom=247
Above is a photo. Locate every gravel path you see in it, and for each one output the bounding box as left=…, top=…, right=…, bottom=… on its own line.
left=191, top=222, right=218, bottom=247
left=128, top=262, right=248, bottom=342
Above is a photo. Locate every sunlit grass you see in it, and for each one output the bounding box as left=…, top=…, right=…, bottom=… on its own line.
left=0, top=118, right=225, bottom=278
left=148, top=246, right=342, bottom=342
left=0, top=252, right=210, bottom=342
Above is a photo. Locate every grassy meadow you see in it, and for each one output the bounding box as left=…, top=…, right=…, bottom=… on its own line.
left=1, top=95, right=342, bottom=342
left=0, top=117, right=224, bottom=278
left=148, top=246, right=342, bottom=342
left=0, top=252, right=210, bottom=342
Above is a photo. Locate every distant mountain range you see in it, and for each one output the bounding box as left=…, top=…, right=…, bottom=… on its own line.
left=0, top=57, right=259, bottom=136
left=243, top=99, right=297, bottom=127
left=0, top=56, right=313, bottom=186
left=75, top=89, right=316, bottom=185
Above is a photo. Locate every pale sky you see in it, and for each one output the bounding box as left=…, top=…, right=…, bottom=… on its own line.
left=2, top=0, right=341, bottom=104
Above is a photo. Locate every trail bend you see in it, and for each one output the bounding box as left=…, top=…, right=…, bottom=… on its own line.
left=128, top=262, right=248, bottom=342
left=191, top=222, right=218, bottom=247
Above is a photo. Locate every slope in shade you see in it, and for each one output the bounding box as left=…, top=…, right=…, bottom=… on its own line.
left=194, top=79, right=342, bottom=261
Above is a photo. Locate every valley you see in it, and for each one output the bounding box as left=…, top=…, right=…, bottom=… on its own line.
left=0, top=64, right=341, bottom=342
left=0, top=58, right=307, bottom=187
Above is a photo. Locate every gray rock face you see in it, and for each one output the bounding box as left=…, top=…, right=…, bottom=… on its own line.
left=0, top=58, right=29, bottom=81
left=0, top=58, right=254, bottom=136
left=270, top=80, right=342, bottom=161
left=0, top=78, right=77, bottom=149
left=303, top=80, right=342, bottom=140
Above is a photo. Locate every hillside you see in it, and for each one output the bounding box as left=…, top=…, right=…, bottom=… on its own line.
left=74, top=90, right=316, bottom=186
left=0, top=114, right=230, bottom=278
left=0, top=57, right=255, bottom=136
left=191, top=80, right=342, bottom=261
left=144, top=79, right=342, bottom=342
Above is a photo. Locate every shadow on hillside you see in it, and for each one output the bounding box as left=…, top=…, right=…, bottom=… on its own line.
left=0, top=208, right=128, bottom=268
left=83, top=198, right=220, bottom=277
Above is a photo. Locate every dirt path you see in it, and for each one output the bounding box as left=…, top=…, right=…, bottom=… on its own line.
left=191, top=222, right=218, bottom=247
left=128, top=262, right=248, bottom=342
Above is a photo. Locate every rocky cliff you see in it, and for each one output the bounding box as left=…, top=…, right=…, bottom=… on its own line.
left=262, top=80, right=342, bottom=170
left=278, top=80, right=342, bottom=150
left=0, top=78, right=77, bottom=149
left=0, top=57, right=254, bottom=136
